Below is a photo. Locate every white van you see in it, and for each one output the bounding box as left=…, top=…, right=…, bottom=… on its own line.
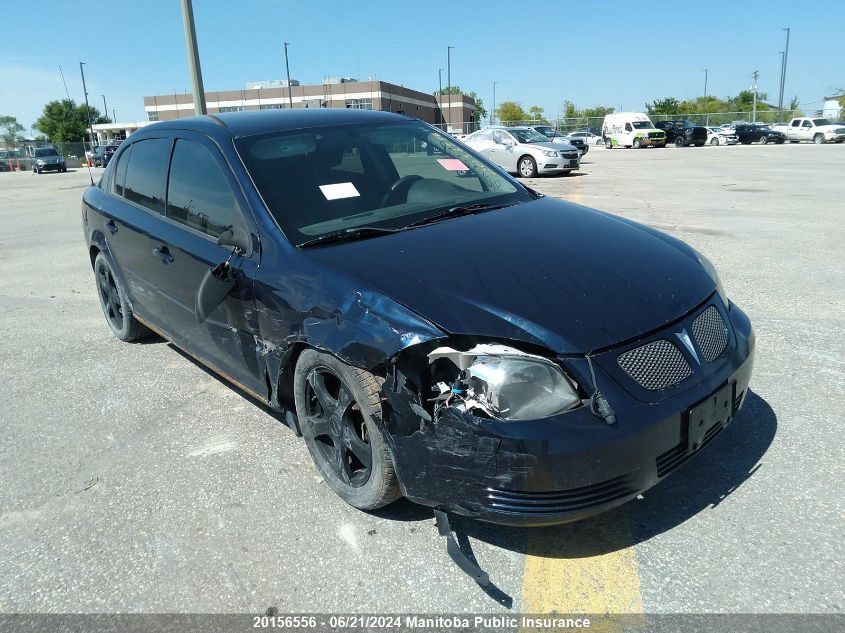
left=602, top=113, right=666, bottom=148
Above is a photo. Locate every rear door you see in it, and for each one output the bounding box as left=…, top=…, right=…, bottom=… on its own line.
left=147, top=132, right=263, bottom=392
left=103, top=137, right=174, bottom=323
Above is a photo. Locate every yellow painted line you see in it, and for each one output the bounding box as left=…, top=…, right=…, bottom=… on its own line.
left=521, top=175, right=644, bottom=631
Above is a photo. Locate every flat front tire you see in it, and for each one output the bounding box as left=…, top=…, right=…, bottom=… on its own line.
left=294, top=349, right=400, bottom=511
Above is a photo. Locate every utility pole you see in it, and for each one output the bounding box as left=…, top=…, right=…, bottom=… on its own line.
left=702, top=69, right=709, bottom=126
left=79, top=62, right=95, bottom=147
left=284, top=42, right=294, bottom=109
left=112, top=109, right=117, bottom=123
left=438, top=68, right=443, bottom=127
left=779, top=27, right=790, bottom=113
left=751, top=71, right=759, bottom=122
left=101, top=94, right=108, bottom=121
left=492, top=81, right=497, bottom=125
left=447, top=46, right=454, bottom=132
left=180, top=0, right=207, bottom=115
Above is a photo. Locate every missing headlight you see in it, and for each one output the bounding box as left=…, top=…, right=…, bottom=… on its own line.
left=428, top=344, right=581, bottom=421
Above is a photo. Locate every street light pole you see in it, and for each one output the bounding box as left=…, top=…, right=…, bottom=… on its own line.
left=438, top=68, right=443, bottom=127
left=779, top=27, right=790, bottom=112
left=284, top=42, right=294, bottom=109
left=447, top=46, right=454, bottom=132
left=79, top=62, right=95, bottom=147
left=492, top=81, right=497, bottom=125
left=179, top=0, right=207, bottom=115
left=702, top=69, right=708, bottom=125
left=751, top=70, right=759, bottom=122
left=101, top=94, right=108, bottom=121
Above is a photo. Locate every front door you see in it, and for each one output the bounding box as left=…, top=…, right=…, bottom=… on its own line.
left=147, top=133, right=264, bottom=395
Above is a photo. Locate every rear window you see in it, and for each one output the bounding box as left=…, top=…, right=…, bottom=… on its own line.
left=122, top=138, right=171, bottom=214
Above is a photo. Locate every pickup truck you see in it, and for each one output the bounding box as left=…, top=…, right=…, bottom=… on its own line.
left=772, top=118, right=845, bottom=144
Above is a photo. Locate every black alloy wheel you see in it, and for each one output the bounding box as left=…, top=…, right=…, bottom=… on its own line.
left=675, top=137, right=685, bottom=148
left=93, top=252, right=149, bottom=342
left=294, top=349, right=400, bottom=510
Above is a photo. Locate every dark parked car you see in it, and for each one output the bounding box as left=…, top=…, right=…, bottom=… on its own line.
left=91, top=144, right=119, bottom=167
left=31, top=147, right=67, bottom=173
left=734, top=124, right=786, bottom=145
left=654, top=120, right=709, bottom=147
left=82, top=110, right=754, bottom=528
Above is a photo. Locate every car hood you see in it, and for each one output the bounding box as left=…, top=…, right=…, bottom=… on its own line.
left=521, top=141, right=576, bottom=152
left=303, top=197, right=715, bottom=354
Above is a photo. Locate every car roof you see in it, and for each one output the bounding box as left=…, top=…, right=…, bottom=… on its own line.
left=145, top=108, right=409, bottom=138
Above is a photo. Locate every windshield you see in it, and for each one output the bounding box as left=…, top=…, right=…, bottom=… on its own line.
left=236, top=120, right=528, bottom=244
left=812, top=118, right=831, bottom=126
left=34, top=148, right=59, bottom=157
left=631, top=121, right=654, bottom=129
left=506, top=128, right=550, bottom=144
left=533, top=126, right=556, bottom=138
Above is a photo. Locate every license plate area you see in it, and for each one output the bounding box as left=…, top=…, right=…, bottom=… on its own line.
left=686, top=382, right=735, bottom=454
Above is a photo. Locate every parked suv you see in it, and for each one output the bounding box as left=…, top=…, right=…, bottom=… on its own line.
left=654, top=121, right=708, bottom=147
left=734, top=124, right=786, bottom=145
left=526, top=125, right=589, bottom=156
left=91, top=144, right=119, bottom=167
left=31, top=147, right=67, bottom=173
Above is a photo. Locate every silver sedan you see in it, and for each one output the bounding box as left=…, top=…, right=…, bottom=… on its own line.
left=462, top=126, right=580, bottom=177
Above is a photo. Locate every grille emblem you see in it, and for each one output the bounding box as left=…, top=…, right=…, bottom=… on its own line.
left=675, top=329, right=700, bottom=365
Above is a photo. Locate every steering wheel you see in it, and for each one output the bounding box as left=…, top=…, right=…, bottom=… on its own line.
left=381, top=175, right=424, bottom=207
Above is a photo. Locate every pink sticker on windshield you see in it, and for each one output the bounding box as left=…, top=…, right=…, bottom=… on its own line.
left=437, top=158, right=468, bottom=171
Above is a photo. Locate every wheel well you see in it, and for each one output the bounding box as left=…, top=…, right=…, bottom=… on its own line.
left=89, top=245, right=100, bottom=269
left=518, top=154, right=534, bottom=165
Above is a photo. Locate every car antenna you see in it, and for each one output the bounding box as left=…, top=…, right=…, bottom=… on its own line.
left=433, top=509, right=491, bottom=587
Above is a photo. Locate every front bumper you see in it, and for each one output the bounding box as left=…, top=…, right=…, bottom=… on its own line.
left=37, top=162, right=65, bottom=171
left=389, top=300, right=755, bottom=526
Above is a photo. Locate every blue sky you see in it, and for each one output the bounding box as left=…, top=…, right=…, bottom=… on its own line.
left=2, top=0, right=843, bottom=131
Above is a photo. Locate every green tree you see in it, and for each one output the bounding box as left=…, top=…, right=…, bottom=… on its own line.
left=528, top=105, right=546, bottom=122
left=496, top=101, right=527, bottom=124
left=645, top=97, right=682, bottom=115
left=0, top=115, right=25, bottom=148
left=33, top=99, right=109, bottom=143
left=562, top=100, right=578, bottom=119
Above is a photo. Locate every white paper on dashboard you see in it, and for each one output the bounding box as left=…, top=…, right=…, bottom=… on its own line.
left=319, top=182, right=360, bottom=200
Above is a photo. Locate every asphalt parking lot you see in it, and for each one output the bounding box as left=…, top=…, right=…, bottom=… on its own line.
left=1, top=144, right=842, bottom=616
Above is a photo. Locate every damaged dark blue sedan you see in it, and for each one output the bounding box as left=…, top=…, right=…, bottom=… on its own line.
left=82, top=109, right=754, bottom=527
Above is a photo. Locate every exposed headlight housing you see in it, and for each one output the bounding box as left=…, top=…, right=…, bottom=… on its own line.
left=694, top=249, right=728, bottom=305
left=428, top=344, right=581, bottom=421
left=543, top=150, right=558, bottom=157
left=36, top=159, right=45, bottom=165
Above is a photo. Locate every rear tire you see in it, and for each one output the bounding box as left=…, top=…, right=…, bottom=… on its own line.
left=711, top=137, right=719, bottom=145
left=294, top=349, right=400, bottom=511
left=813, top=134, right=824, bottom=144
left=675, top=137, right=685, bottom=148
left=759, top=135, right=768, bottom=145
left=93, top=252, right=150, bottom=342
left=605, top=138, right=613, bottom=149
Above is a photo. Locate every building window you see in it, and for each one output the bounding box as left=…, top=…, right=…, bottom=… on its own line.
left=345, top=98, right=373, bottom=110
left=259, top=104, right=285, bottom=110
left=218, top=106, right=245, bottom=113
left=147, top=111, right=159, bottom=122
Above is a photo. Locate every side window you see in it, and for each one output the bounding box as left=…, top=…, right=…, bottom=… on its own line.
left=123, top=138, right=171, bottom=213
left=473, top=130, right=493, bottom=142
left=625, top=123, right=633, bottom=132
left=166, top=139, right=240, bottom=238
left=802, top=120, right=812, bottom=128
left=791, top=120, right=801, bottom=127
left=113, top=145, right=132, bottom=196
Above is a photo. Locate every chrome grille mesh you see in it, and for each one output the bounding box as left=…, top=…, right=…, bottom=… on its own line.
left=617, top=339, right=692, bottom=391
left=692, top=306, right=728, bottom=363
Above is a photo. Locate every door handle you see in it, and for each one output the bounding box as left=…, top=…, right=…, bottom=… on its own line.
left=153, top=245, right=174, bottom=265
left=106, top=220, right=118, bottom=235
